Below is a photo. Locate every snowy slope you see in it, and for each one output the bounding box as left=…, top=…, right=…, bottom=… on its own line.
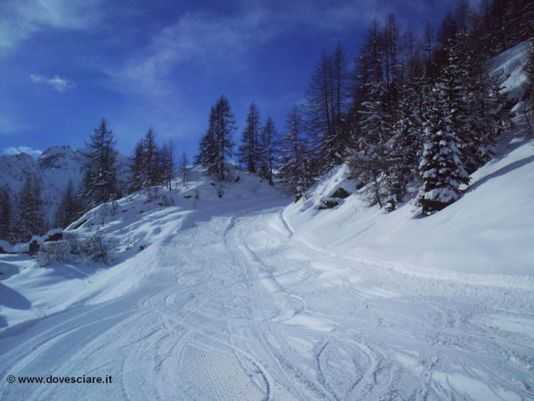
left=0, top=158, right=533, bottom=401
left=0, top=44, right=533, bottom=401
left=284, top=138, right=534, bottom=280
left=489, top=40, right=531, bottom=100
left=1, top=163, right=533, bottom=401
left=282, top=40, right=534, bottom=281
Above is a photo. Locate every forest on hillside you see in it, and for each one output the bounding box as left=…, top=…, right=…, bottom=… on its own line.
left=1, top=0, right=533, bottom=244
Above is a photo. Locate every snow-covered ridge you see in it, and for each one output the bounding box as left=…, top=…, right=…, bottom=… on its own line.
left=283, top=41, right=534, bottom=282
left=285, top=137, right=534, bottom=282
left=0, top=146, right=129, bottom=223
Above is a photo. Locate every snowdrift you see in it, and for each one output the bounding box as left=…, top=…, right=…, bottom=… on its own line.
left=0, top=167, right=286, bottom=328
left=283, top=40, right=533, bottom=281
left=284, top=139, right=534, bottom=280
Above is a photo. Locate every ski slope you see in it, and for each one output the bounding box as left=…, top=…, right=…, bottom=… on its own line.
left=1, top=151, right=534, bottom=401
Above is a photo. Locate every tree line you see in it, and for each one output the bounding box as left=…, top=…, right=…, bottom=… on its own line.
left=1, top=0, right=533, bottom=244
left=0, top=120, right=187, bottom=243
left=196, top=0, right=534, bottom=215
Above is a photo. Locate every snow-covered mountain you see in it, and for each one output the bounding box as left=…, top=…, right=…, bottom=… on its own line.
left=0, top=146, right=129, bottom=224
left=0, top=146, right=86, bottom=222
left=0, top=41, right=533, bottom=401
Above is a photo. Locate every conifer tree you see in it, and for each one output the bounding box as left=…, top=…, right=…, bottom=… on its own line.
left=179, top=153, right=189, bottom=185
left=15, top=175, right=46, bottom=241
left=307, top=46, right=350, bottom=172
left=0, top=186, right=11, bottom=241
left=258, top=117, right=276, bottom=185
left=384, top=78, right=427, bottom=208
left=159, top=141, right=175, bottom=191
left=418, top=84, right=470, bottom=214
left=129, top=140, right=145, bottom=193
left=197, top=97, right=235, bottom=180
left=238, top=103, right=261, bottom=173
left=55, top=181, right=83, bottom=228
left=525, top=41, right=534, bottom=133
left=278, top=108, right=312, bottom=197
left=353, top=81, right=393, bottom=207
left=143, top=129, right=161, bottom=187
left=82, top=119, right=120, bottom=207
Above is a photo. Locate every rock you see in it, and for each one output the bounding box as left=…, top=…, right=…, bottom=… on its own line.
left=331, top=187, right=351, bottom=199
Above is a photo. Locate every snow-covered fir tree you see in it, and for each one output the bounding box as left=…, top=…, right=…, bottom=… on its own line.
left=238, top=103, right=260, bottom=173
left=418, top=84, right=470, bottom=214
left=353, top=81, right=394, bottom=208
left=82, top=119, right=120, bottom=207
left=384, top=78, right=427, bottom=209
left=439, top=35, right=477, bottom=172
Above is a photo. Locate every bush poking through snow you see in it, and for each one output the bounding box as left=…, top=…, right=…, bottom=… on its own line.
left=38, top=240, right=71, bottom=267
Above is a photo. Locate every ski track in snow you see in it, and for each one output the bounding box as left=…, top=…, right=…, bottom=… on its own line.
left=1, top=201, right=534, bottom=401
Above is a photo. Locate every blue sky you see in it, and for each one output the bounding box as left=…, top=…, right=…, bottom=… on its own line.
left=0, top=0, right=455, bottom=157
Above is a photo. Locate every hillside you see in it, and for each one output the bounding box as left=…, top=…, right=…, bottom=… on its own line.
left=1, top=41, right=533, bottom=401
left=284, top=137, right=534, bottom=279
left=1, top=154, right=533, bottom=401
left=0, top=146, right=129, bottom=223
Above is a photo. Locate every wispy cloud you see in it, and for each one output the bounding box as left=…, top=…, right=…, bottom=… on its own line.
left=30, top=73, right=75, bottom=93
left=2, top=146, right=42, bottom=157
left=0, top=113, right=29, bottom=135
left=116, top=1, right=398, bottom=96
left=116, top=10, right=275, bottom=97
left=0, top=0, right=102, bottom=53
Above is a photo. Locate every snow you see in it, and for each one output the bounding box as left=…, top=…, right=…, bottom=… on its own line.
left=489, top=40, right=531, bottom=99
left=0, top=45, right=533, bottom=401
left=0, top=151, right=532, bottom=401
left=0, top=145, right=130, bottom=223
left=285, top=139, right=534, bottom=280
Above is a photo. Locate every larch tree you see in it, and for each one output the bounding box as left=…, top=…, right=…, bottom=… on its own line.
left=258, top=117, right=276, bottom=185
left=55, top=180, right=83, bottom=229
left=82, top=119, right=120, bottom=207
left=179, top=152, right=189, bottom=185
left=238, top=103, right=261, bottom=173
left=0, top=186, right=11, bottom=241
left=15, top=174, right=46, bottom=242
left=197, top=97, right=235, bottom=181
left=278, top=107, right=312, bottom=198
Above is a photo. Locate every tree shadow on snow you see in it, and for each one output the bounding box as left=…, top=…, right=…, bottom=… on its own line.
left=468, top=155, right=534, bottom=193
left=0, top=283, right=31, bottom=310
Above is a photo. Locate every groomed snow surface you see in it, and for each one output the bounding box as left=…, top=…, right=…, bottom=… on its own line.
left=1, top=138, right=534, bottom=401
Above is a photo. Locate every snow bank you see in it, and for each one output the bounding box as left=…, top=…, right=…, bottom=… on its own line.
left=489, top=40, right=531, bottom=100
left=1, top=167, right=287, bottom=328
left=284, top=139, right=534, bottom=282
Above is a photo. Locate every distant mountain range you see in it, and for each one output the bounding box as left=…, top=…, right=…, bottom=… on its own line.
left=0, top=146, right=128, bottom=224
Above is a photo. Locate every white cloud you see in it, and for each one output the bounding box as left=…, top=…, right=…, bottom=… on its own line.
left=117, top=10, right=275, bottom=97
left=0, top=0, right=102, bottom=52
left=116, top=2, right=389, bottom=97
left=0, top=113, right=30, bottom=135
left=2, top=146, right=42, bottom=157
left=30, top=73, right=75, bottom=92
